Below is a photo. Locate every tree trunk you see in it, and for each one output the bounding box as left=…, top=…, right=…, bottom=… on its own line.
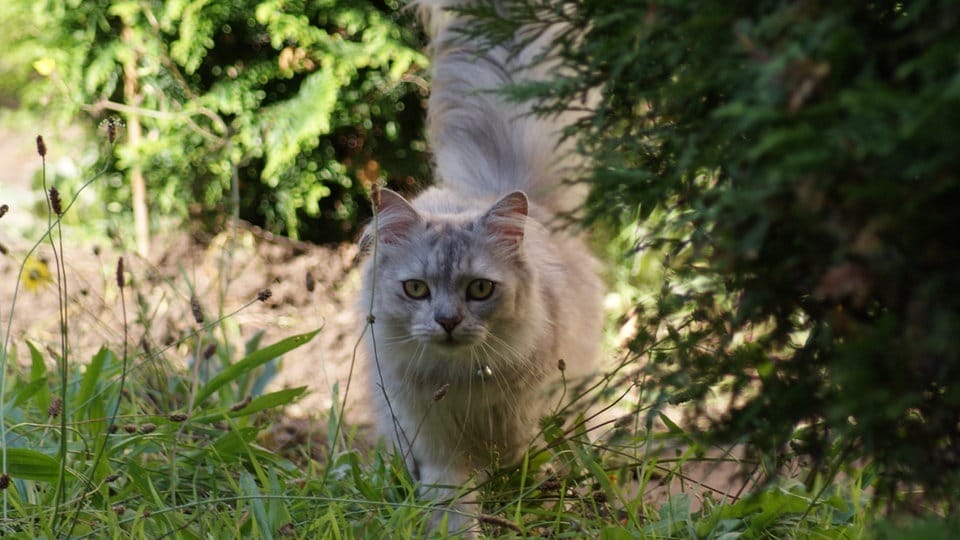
left=121, top=26, right=150, bottom=257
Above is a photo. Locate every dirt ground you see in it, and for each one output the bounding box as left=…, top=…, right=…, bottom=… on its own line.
left=0, top=124, right=376, bottom=432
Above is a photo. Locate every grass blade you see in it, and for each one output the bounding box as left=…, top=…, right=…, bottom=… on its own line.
left=192, top=330, right=319, bottom=407
left=5, top=448, right=65, bottom=482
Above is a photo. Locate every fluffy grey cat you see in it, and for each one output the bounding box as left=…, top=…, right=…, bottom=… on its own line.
left=358, top=0, right=603, bottom=534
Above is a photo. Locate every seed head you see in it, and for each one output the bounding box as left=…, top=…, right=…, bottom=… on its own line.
left=36, top=135, right=46, bottom=157
left=433, top=383, right=450, bottom=402
left=557, top=358, right=566, bottom=373
left=113, top=504, right=126, bottom=516
left=169, top=412, right=188, bottom=422
left=123, top=424, right=137, bottom=434
left=305, top=271, right=315, bottom=292
left=0, top=473, right=10, bottom=490
left=105, top=473, right=121, bottom=482
left=0, top=204, right=8, bottom=219
left=116, top=256, right=125, bottom=289
left=203, top=343, right=217, bottom=359
left=279, top=522, right=296, bottom=537
left=230, top=396, right=252, bottom=412
left=48, top=397, right=63, bottom=418
left=190, top=295, right=204, bottom=325
left=107, top=118, right=117, bottom=144
left=257, top=288, right=272, bottom=302
left=48, top=187, right=62, bottom=216
left=139, top=423, right=157, bottom=434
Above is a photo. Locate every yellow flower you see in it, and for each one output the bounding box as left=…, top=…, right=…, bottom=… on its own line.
left=21, top=256, right=53, bottom=292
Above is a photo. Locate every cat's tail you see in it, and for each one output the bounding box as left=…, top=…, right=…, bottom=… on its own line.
left=415, top=0, right=590, bottom=215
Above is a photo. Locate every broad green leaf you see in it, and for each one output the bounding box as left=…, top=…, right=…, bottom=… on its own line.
left=241, top=471, right=273, bottom=540
left=190, top=387, right=308, bottom=424
left=76, top=348, right=112, bottom=411
left=26, top=341, right=50, bottom=414
left=12, top=377, right=47, bottom=408
left=231, top=387, right=306, bottom=417
left=193, top=329, right=319, bottom=407
left=4, top=448, right=63, bottom=482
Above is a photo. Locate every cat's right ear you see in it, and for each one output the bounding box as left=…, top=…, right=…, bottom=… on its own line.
left=368, top=187, right=422, bottom=246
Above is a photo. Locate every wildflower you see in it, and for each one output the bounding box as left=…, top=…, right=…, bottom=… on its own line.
left=21, top=255, right=53, bottom=292
left=116, top=256, right=125, bottom=289
left=48, top=187, right=62, bottom=216
left=99, top=117, right=123, bottom=144
left=190, top=295, right=204, bottom=325
left=47, top=396, right=62, bottom=418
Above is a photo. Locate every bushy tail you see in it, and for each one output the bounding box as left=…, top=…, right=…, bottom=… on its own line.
left=416, top=0, right=588, bottom=213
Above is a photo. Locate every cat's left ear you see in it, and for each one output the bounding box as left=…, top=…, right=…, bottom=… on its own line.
left=481, top=191, right=528, bottom=254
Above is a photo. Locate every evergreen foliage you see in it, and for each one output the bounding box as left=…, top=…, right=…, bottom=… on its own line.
left=1, top=0, right=429, bottom=241
left=471, top=0, right=960, bottom=504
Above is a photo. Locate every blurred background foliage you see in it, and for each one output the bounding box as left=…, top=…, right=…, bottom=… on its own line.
left=0, top=0, right=430, bottom=246
left=469, top=0, right=960, bottom=507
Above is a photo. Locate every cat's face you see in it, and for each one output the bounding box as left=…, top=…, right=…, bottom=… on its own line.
left=364, top=189, right=532, bottom=351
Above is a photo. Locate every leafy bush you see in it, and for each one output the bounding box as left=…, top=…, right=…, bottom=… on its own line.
left=1, top=0, right=430, bottom=242
left=468, top=0, right=960, bottom=505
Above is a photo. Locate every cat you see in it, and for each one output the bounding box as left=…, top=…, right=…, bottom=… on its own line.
left=358, top=0, right=603, bottom=534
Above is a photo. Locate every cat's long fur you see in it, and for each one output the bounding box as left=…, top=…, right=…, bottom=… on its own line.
left=358, top=0, right=603, bottom=533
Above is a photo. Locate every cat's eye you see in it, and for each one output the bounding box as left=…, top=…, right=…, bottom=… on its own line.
left=466, top=279, right=495, bottom=301
left=402, top=279, right=430, bottom=299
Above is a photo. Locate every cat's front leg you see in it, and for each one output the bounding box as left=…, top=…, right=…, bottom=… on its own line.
left=418, top=462, right=480, bottom=537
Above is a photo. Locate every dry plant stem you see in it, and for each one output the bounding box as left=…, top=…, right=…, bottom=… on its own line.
left=122, top=24, right=150, bottom=257
left=38, top=148, right=73, bottom=528
left=335, top=191, right=407, bottom=459
left=63, top=258, right=130, bottom=539
left=0, top=138, right=112, bottom=522
left=214, top=145, right=241, bottom=359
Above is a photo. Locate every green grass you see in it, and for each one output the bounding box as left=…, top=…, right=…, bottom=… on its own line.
left=0, top=134, right=921, bottom=539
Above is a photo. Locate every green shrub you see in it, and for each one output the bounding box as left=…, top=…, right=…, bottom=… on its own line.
left=1, top=0, right=430, bottom=242
left=470, top=0, right=960, bottom=505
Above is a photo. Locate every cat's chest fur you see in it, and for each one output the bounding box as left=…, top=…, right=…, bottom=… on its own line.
left=381, top=344, right=544, bottom=467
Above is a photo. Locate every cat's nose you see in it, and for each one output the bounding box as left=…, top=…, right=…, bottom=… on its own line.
left=434, top=314, right=463, bottom=333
